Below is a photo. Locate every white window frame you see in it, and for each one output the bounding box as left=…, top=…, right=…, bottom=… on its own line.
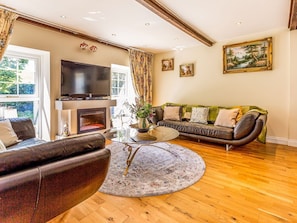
left=110, top=64, right=135, bottom=127
left=0, top=45, right=51, bottom=140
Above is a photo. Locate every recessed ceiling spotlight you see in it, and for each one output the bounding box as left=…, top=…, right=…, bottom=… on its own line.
left=82, top=17, right=98, bottom=22
left=112, top=33, right=117, bottom=37
left=88, top=11, right=102, bottom=14
left=60, top=15, right=66, bottom=19
left=236, top=21, right=243, bottom=25
left=145, top=22, right=151, bottom=26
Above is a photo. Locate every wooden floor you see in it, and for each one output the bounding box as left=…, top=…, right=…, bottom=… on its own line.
left=48, top=138, right=297, bottom=223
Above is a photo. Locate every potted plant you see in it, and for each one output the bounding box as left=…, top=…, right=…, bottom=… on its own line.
left=129, top=98, right=153, bottom=132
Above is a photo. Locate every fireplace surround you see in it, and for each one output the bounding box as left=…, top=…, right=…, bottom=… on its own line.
left=55, top=99, right=116, bottom=136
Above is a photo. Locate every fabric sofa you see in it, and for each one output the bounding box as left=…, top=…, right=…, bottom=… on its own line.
left=151, top=103, right=268, bottom=150
left=0, top=118, right=111, bottom=223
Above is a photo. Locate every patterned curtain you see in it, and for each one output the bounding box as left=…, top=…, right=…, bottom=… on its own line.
left=0, top=9, right=18, bottom=60
left=128, top=49, right=153, bottom=104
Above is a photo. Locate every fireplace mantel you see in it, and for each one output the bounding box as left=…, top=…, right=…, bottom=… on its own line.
left=55, top=99, right=116, bottom=136
left=55, top=99, right=116, bottom=110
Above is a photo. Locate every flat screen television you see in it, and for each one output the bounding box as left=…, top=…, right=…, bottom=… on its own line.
left=61, top=60, right=111, bottom=97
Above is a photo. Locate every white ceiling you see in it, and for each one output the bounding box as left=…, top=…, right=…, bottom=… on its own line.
left=0, top=0, right=291, bottom=53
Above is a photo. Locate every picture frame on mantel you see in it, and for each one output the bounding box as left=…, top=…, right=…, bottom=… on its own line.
left=162, top=58, right=174, bottom=71
left=223, top=37, right=273, bottom=74
left=180, top=63, right=194, bottom=77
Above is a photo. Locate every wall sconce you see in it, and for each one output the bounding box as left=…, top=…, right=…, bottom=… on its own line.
left=80, top=41, right=88, bottom=50
left=79, top=41, right=97, bottom=52
left=89, top=45, right=97, bottom=52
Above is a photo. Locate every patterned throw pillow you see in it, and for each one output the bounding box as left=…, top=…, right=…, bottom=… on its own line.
left=214, top=108, right=239, bottom=128
left=189, top=107, right=209, bottom=124
left=163, top=106, right=181, bottom=121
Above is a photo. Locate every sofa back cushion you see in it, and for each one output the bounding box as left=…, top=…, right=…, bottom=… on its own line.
left=0, top=133, right=105, bottom=176
left=234, top=111, right=260, bottom=139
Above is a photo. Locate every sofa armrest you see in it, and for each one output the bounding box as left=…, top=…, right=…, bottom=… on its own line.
left=233, top=111, right=260, bottom=139
left=150, top=106, right=163, bottom=124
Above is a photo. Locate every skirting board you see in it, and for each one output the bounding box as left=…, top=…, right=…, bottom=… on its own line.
left=266, top=136, right=297, bottom=147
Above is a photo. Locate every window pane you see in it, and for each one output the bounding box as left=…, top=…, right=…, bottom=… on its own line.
left=0, top=70, right=17, bottom=82
left=0, top=101, right=38, bottom=118
left=0, top=83, right=17, bottom=94
left=18, top=58, right=31, bottom=71
left=19, top=84, right=35, bottom=94
left=0, top=57, right=17, bottom=69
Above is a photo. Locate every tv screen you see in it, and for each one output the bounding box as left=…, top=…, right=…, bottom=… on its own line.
left=61, top=60, right=111, bottom=97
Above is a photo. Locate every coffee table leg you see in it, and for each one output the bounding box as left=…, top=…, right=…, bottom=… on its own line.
left=124, top=144, right=142, bottom=176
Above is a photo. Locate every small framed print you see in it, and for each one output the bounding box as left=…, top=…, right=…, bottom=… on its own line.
left=180, top=63, right=194, bottom=77
left=162, top=58, right=174, bottom=71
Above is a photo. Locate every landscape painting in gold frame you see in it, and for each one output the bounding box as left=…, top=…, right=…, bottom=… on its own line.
left=223, top=37, right=272, bottom=74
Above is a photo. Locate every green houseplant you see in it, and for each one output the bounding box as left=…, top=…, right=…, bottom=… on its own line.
left=129, top=98, right=153, bottom=131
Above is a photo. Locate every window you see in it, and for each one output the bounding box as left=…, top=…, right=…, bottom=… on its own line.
left=110, top=64, right=135, bottom=127
left=0, top=45, right=50, bottom=140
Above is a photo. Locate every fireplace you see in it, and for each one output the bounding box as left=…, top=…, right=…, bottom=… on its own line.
left=77, top=108, right=106, bottom=134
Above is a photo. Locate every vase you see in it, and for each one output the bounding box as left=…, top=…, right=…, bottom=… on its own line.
left=137, top=117, right=149, bottom=132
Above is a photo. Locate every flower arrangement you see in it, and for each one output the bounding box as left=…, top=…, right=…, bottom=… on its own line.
left=129, top=97, right=153, bottom=119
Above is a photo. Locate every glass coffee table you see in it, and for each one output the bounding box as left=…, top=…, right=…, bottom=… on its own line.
left=104, top=125, right=179, bottom=175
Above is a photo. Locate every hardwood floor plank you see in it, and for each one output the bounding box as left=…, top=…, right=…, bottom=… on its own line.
left=48, top=139, right=297, bottom=223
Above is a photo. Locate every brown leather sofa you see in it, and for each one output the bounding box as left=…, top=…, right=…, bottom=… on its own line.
left=0, top=118, right=110, bottom=223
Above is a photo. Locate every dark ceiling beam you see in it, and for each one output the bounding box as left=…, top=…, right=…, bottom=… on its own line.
left=289, top=0, right=297, bottom=30
left=136, top=0, right=215, bottom=47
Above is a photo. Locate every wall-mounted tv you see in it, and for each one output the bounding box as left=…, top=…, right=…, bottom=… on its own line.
left=61, top=60, right=111, bottom=97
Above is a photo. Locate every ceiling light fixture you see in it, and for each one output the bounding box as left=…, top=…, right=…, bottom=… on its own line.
left=82, top=17, right=97, bottom=22
left=88, top=11, right=102, bottom=14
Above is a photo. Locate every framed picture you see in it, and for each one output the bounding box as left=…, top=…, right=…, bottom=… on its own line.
left=223, top=37, right=272, bottom=74
left=162, top=58, right=174, bottom=71
left=180, top=63, right=194, bottom=77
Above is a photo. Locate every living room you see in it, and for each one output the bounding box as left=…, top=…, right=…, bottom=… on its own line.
left=0, top=0, right=297, bottom=222
left=2, top=3, right=296, bottom=146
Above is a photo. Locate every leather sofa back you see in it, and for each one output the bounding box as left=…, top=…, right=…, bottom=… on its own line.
left=0, top=133, right=106, bottom=176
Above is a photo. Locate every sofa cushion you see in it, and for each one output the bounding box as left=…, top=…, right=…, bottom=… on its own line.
left=163, top=106, right=181, bottom=121
left=9, top=118, right=36, bottom=140
left=158, top=120, right=234, bottom=140
left=214, top=108, right=239, bottom=128
left=190, top=107, right=209, bottom=124
left=234, top=111, right=260, bottom=139
left=0, top=119, right=19, bottom=147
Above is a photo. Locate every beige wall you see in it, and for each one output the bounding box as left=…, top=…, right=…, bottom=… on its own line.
left=8, top=21, right=297, bottom=146
left=10, top=21, right=129, bottom=139
left=154, top=28, right=297, bottom=146
left=289, top=30, right=297, bottom=146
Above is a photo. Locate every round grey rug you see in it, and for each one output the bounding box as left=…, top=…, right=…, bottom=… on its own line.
left=99, top=142, right=206, bottom=197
